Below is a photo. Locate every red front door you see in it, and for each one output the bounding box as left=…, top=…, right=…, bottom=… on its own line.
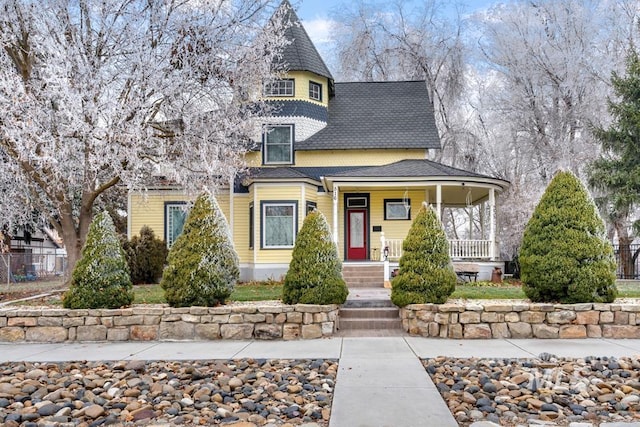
left=347, top=209, right=367, bottom=260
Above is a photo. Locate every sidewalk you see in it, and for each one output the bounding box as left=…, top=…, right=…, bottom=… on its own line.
left=3, top=338, right=640, bottom=427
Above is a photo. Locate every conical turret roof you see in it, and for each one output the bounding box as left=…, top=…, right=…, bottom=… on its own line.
left=275, top=0, right=333, bottom=80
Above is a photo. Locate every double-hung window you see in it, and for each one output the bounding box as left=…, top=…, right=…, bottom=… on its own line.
left=264, top=79, right=294, bottom=96
left=264, top=125, right=293, bottom=164
left=262, top=201, right=297, bottom=248
left=309, top=81, right=322, bottom=101
left=165, top=202, right=188, bottom=247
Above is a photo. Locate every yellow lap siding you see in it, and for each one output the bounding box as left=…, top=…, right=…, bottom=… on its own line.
left=233, top=195, right=251, bottom=263
left=245, top=149, right=426, bottom=168
left=128, top=191, right=193, bottom=241
left=252, top=184, right=303, bottom=264
left=369, top=190, right=424, bottom=252
left=294, top=149, right=427, bottom=167
left=128, top=191, right=230, bottom=242
left=315, top=192, right=342, bottom=259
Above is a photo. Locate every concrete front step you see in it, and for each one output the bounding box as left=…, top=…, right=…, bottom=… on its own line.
left=343, top=298, right=394, bottom=308
left=339, top=318, right=403, bottom=330
left=340, top=307, right=399, bottom=319
left=339, top=298, right=403, bottom=332
left=342, top=264, right=385, bottom=288
left=345, top=281, right=385, bottom=288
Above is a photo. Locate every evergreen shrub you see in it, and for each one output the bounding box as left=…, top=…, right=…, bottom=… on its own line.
left=283, top=211, right=348, bottom=305
left=63, top=211, right=134, bottom=309
left=391, top=205, right=456, bottom=306
left=124, top=226, right=168, bottom=284
left=160, top=194, right=239, bottom=307
left=520, top=171, right=617, bottom=303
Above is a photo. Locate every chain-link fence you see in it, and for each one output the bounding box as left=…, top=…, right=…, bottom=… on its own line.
left=0, top=252, right=67, bottom=285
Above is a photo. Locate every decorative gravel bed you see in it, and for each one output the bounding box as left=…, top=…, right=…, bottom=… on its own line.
left=424, top=355, right=640, bottom=426
left=0, top=359, right=336, bottom=426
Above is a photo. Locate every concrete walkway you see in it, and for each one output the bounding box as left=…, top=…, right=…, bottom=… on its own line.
left=329, top=337, right=456, bottom=427
left=3, top=338, right=640, bottom=427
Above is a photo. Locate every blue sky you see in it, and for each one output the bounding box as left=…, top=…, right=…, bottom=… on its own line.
left=294, top=0, right=506, bottom=46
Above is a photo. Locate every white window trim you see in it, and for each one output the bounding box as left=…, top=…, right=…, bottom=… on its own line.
left=165, top=203, right=188, bottom=248
left=264, top=124, right=293, bottom=165
left=264, top=79, right=295, bottom=97
left=309, top=81, right=322, bottom=101
left=262, top=201, right=298, bottom=249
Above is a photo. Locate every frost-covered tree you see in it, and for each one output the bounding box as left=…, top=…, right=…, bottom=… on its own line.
left=161, top=194, right=239, bottom=307
left=283, top=211, right=348, bottom=305
left=63, top=211, right=134, bottom=309
left=468, top=0, right=639, bottom=256
left=0, top=0, right=289, bottom=275
left=520, top=171, right=617, bottom=303
left=391, top=205, right=457, bottom=307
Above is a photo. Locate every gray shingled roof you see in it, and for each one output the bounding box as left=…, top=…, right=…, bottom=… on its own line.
left=275, top=0, right=333, bottom=80
left=246, top=161, right=499, bottom=183
left=248, top=166, right=365, bottom=181
left=327, top=160, right=495, bottom=180
left=297, top=81, right=441, bottom=150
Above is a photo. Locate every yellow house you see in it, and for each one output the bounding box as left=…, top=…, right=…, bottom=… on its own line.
left=128, top=0, right=509, bottom=282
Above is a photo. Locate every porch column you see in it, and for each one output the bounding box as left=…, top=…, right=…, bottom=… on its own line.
left=489, top=188, right=496, bottom=260
left=436, top=184, right=442, bottom=221
left=332, top=185, right=339, bottom=244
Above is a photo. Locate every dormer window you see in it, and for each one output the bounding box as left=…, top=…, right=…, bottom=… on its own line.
left=264, top=79, right=294, bottom=96
left=264, top=125, right=293, bottom=164
left=309, top=81, right=322, bottom=101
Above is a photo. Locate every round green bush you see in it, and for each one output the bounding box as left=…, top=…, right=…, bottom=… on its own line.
left=283, top=210, right=348, bottom=305
left=160, top=194, right=239, bottom=307
left=391, top=205, right=456, bottom=306
left=520, top=171, right=617, bottom=303
left=63, top=211, right=134, bottom=309
left=124, top=225, right=168, bottom=284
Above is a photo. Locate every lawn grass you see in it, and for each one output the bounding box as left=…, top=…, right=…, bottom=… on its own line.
left=132, top=281, right=284, bottom=304
left=451, top=283, right=526, bottom=300
left=5, top=279, right=640, bottom=306
left=451, top=280, right=640, bottom=300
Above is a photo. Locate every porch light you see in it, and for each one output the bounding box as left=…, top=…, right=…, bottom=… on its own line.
left=383, top=246, right=389, bottom=260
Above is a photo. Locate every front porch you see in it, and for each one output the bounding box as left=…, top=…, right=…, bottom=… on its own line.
left=321, top=160, right=509, bottom=269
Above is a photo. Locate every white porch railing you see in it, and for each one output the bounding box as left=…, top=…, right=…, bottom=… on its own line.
left=380, top=233, right=493, bottom=260
left=448, top=239, right=492, bottom=259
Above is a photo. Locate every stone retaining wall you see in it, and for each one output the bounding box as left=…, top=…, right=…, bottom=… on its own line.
left=0, top=304, right=339, bottom=342
left=401, top=302, right=640, bottom=339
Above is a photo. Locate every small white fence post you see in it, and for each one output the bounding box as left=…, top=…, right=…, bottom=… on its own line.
left=381, top=232, right=390, bottom=281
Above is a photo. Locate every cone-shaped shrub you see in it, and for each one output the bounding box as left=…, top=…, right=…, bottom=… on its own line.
left=520, top=171, right=617, bottom=303
left=391, top=205, right=456, bottom=307
left=63, top=211, right=134, bottom=309
left=161, top=194, right=239, bottom=307
left=124, top=226, right=168, bottom=284
left=283, top=211, right=348, bottom=305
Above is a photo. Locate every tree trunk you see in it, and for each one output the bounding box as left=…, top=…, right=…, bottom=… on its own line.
left=614, top=221, right=634, bottom=279
left=58, top=202, right=94, bottom=285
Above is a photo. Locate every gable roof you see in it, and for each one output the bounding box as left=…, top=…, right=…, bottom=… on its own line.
left=297, top=81, right=441, bottom=151
left=276, top=0, right=333, bottom=80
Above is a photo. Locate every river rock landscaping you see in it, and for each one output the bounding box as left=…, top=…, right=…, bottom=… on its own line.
left=0, top=358, right=336, bottom=427
left=425, top=355, right=640, bottom=426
